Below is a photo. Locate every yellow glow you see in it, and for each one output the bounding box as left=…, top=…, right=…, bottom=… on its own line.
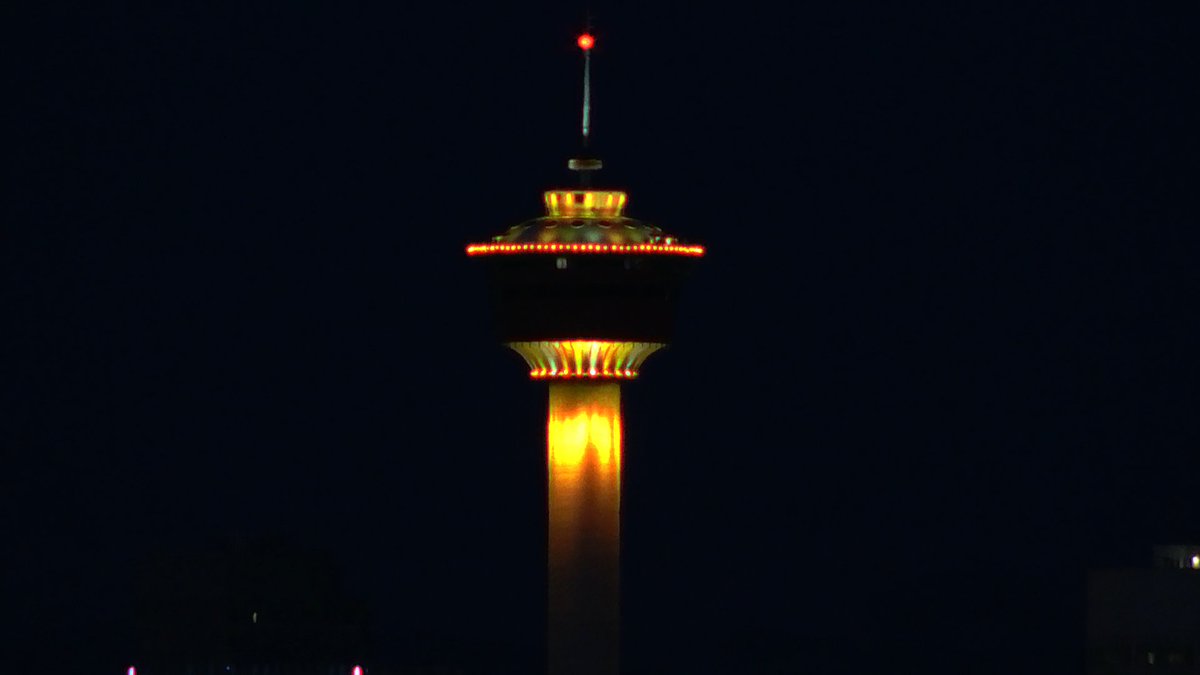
left=547, top=383, right=622, bottom=538
left=547, top=383, right=621, bottom=509
left=545, top=409, right=618, bottom=467
left=542, top=190, right=628, bottom=218
left=546, top=382, right=622, bottom=673
left=551, top=414, right=589, bottom=466
left=547, top=382, right=620, bottom=466
left=1192, top=555, right=1199, bottom=570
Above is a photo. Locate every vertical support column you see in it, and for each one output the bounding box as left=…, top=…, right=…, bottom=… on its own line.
left=547, top=382, right=622, bottom=675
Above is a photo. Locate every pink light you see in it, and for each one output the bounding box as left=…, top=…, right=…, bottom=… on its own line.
left=352, top=667, right=363, bottom=675
left=128, top=668, right=136, bottom=675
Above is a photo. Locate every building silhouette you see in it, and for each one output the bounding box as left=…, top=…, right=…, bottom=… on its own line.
left=133, top=535, right=370, bottom=674
left=1087, top=545, right=1200, bottom=674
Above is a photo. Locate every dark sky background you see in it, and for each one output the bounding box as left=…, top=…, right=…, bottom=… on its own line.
left=6, top=1, right=1198, bottom=673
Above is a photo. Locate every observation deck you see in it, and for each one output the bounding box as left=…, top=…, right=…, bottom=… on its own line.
left=467, top=189, right=704, bottom=352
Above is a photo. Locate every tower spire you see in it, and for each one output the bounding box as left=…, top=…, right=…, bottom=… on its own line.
left=569, top=29, right=602, bottom=184
left=579, top=31, right=593, bottom=147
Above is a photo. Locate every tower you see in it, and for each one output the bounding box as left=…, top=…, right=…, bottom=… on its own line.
left=467, top=31, right=704, bottom=675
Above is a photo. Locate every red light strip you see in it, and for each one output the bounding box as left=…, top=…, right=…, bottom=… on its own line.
left=466, top=243, right=704, bottom=257
left=530, top=368, right=638, bottom=379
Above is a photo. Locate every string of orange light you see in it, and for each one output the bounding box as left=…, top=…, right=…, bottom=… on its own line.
left=530, top=368, right=639, bottom=379
left=466, top=242, right=705, bottom=256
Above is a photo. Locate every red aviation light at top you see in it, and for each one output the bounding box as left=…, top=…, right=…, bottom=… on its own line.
left=577, top=33, right=595, bottom=51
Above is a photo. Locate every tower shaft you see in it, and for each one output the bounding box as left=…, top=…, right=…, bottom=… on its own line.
left=546, top=382, right=621, bottom=675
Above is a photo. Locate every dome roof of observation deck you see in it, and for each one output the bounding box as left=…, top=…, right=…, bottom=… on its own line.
left=466, top=189, right=704, bottom=256
left=495, top=216, right=668, bottom=246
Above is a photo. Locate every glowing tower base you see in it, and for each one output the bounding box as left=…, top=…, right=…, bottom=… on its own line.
left=547, top=382, right=622, bottom=675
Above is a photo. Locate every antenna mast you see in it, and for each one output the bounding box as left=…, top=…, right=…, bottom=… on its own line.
left=580, top=33, right=593, bottom=146
left=569, top=30, right=602, bottom=184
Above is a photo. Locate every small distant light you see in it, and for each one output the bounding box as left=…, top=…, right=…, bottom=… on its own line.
left=577, top=33, right=595, bottom=51
left=1192, top=555, right=1199, bottom=569
left=128, top=667, right=136, bottom=675
left=352, top=666, right=364, bottom=675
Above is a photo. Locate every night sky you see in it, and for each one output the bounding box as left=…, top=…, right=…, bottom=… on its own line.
left=7, top=1, right=1198, bottom=673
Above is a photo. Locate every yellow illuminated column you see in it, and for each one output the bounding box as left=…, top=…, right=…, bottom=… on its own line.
left=547, top=382, right=622, bottom=675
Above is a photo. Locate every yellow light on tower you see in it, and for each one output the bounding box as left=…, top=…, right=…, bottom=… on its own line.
left=547, top=387, right=621, bottom=469
left=546, top=382, right=621, bottom=675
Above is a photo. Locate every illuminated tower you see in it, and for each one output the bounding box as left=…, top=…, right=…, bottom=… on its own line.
left=467, top=32, right=704, bottom=675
